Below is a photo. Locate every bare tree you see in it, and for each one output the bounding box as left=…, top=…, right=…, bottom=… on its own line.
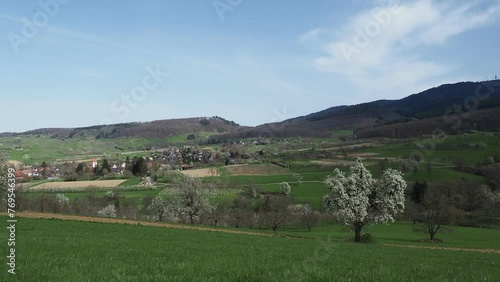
left=38, top=194, right=53, bottom=213
left=225, top=196, right=253, bottom=228
left=72, top=197, right=91, bottom=216
left=289, top=204, right=321, bottom=231
left=413, top=184, right=464, bottom=241
left=259, top=195, right=293, bottom=231
left=209, top=201, right=229, bottom=227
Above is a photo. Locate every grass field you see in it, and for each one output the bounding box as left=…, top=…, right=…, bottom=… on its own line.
left=281, top=221, right=500, bottom=250
left=357, top=132, right=500, bottom=166
left=119, top=177, right=143, bottom=186
left=0, top=216, right=498, bottom=281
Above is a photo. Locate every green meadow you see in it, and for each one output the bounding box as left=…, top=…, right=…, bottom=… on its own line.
left=0, top=216, right=498, bottom=282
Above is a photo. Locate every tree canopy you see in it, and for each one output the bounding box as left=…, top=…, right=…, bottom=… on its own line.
left=323, top=159, right=406, bottom=242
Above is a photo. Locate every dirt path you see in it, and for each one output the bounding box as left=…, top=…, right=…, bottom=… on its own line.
left=290, top=142, right=376, bottom=152
left=383, top=243, right=500, bottom=254
left=9, top=212, right=274, bottom=237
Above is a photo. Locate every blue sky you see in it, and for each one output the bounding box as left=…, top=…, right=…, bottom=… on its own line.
left=1, top=0, right=499, bottom=132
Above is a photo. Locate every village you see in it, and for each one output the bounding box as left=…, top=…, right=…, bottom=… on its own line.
left=11, top=146, right=231, bottom=183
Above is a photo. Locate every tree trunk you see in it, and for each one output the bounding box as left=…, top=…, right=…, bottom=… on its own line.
left=429, top=224, right=439, bottom=240
left=354, top=225, right=362, bottom=242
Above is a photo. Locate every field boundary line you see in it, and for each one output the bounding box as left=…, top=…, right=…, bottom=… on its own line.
left=2, top=212, right=279, bottom=238
left=384, top=243, right=500, bottom=254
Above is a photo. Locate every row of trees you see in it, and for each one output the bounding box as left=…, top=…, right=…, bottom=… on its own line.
left=0, top=160, right=8, bottom=209
left=73, top=156, right=149, bottom=180
left=5, top=170, right=323, bottom=232
left=145, top=177, right=322, bottom=231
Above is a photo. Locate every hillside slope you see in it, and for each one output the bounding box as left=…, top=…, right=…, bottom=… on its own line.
left=1, top=116, right=241, bottom=139
left=233, top=80, right=500, bottom=138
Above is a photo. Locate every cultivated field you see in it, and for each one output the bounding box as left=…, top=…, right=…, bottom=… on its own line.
left=225, top=164, right=289, bottom=175
left=31, top=180, right=126, bottom=190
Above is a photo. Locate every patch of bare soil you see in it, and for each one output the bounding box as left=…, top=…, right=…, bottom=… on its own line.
left=7, top=160, right=23, bottom=168
left=181, top=168, right=220, bottom=177
left=383, top=243, right=500, bottom=254
left=32, top=180, right=126, bottom=189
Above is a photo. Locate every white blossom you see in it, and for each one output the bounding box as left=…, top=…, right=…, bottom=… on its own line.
left=170, top=177, right=214, bottom=224
left=97, top=205, right=117, bottom=218
left=147, top=194, right=170, bottom=221
left=280, top=182, right=291, bottom=197
left=55, top=193, right=69, bottom=207
left=323, top=159, right=406, bottom=238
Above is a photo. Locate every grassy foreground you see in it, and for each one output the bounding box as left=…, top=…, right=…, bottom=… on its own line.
left=1, top=216, right=499, bottom=281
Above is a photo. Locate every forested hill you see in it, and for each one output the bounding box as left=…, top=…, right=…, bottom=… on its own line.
left=0, top=117, right=241, bottom=139
left=228, top=80, right=500, bottom=138
left=296, top=80, right=500, bottom=125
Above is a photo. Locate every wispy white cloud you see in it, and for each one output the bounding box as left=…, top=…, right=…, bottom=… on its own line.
left=0, top=13, right=23, bottom=23
left=298, top=28, right=322, bottom=45
left=301, top=0, right=500, bottom=99
left=419, top=2, right=500, bottom=45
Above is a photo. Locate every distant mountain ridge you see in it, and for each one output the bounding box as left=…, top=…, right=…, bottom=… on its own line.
left=302, top=80, right=500, bottom=123
left=2, top=80, right=500, bottom=139
left=230, top=80, right=500, bottom=138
